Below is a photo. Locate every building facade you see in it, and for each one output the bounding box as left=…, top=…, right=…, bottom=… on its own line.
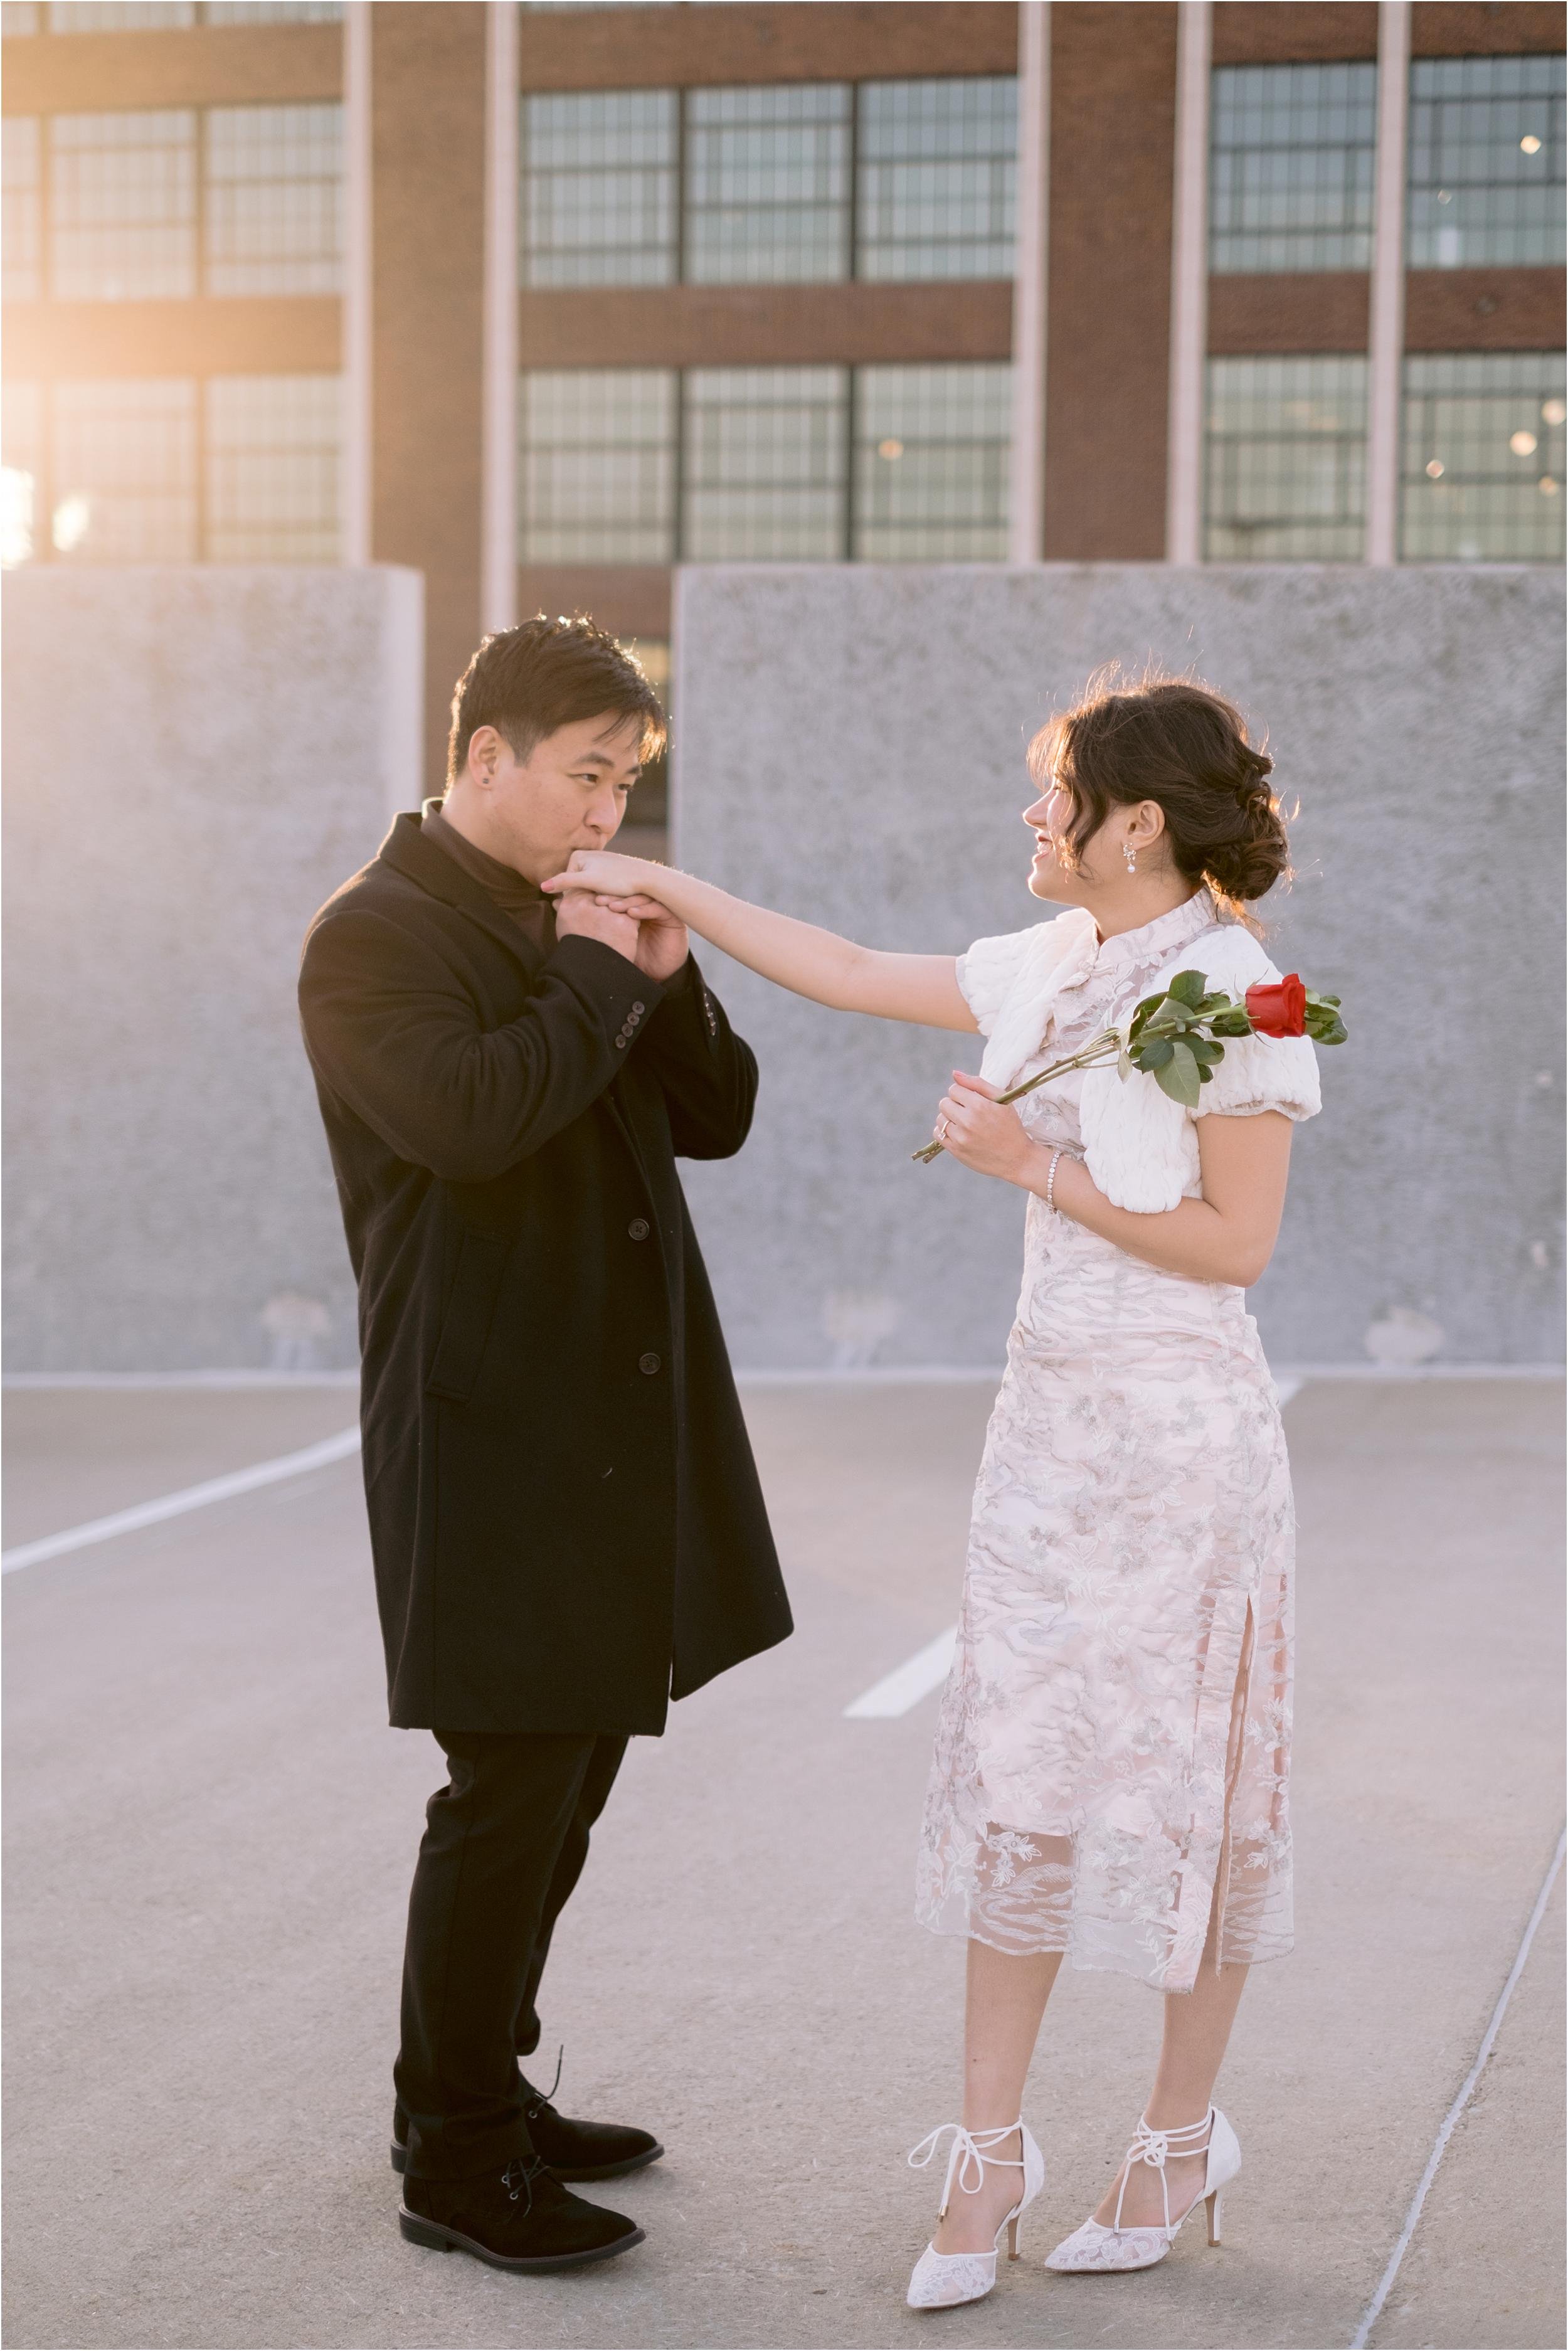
left=3, top=0, right=1563, bottom=814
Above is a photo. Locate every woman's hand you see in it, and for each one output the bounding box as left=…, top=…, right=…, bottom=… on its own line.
left=543, top=849, right=679, bottom=906
left=543, top=853, right=689, bottom=982
left=931, top=1071, right=1041, bottom=1186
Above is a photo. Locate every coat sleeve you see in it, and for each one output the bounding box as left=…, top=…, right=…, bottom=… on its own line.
left=634, top=955, right=760, bottom=1161
left=298, top=905, right=665, bottom=1183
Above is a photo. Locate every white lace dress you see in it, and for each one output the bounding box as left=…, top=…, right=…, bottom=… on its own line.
left=914, top=892, right=1321, bottom=1993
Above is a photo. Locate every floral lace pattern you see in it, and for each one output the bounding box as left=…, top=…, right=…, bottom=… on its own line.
left=914, top=894, right=1303, bottom=1992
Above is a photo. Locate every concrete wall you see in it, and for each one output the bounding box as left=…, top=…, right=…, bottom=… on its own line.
left=3, top=566, right=422, bottom=1372
left=673, top=565, right=1565, bottom=1369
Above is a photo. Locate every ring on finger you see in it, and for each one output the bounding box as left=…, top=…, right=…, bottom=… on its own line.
left=936, top=1115, right=951, bottom=1141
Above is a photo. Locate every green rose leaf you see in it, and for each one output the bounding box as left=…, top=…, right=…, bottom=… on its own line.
left=1155, top=1040, right=1202, bottom=1106
left=1136, top=1037, right=1175, bottom=1070
left=1167, top=970, right=1207, bottom=1008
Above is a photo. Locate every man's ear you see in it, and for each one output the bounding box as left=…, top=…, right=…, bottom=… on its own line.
left=466, top=724, right=503, bottom=790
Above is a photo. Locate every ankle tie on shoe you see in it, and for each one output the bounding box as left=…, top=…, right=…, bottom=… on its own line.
left=908, top=2121, right=1025, bottom=2218
left=1111, top=2110, right=1214, bottom=2235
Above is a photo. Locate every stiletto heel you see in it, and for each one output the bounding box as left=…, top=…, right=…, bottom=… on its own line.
left=1046, top=2107, right=1241, bottom=2274
left=904, top=2121, right=1045, bottom=2308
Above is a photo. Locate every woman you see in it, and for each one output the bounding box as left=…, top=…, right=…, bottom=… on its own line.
left=545, top=672, right=1320, bottom=2306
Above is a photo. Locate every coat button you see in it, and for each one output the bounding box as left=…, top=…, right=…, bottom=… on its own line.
left=628, top=1218, right=650, bottom=1241
left=638, top=1351, right=662, bottom=1376
left=631, top=1001, right=645, bottom=1016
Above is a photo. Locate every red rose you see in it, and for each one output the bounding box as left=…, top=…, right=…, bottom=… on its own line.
left=1244, top=974, right=1308, bottom=1038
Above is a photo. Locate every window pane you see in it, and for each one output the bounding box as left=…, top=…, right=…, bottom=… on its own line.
left=1407, top=53, right=1565, bottom=267
left=685, top=84, right=850, bottom=285
left=682, top=366, right=847, bottom=558
left=1, top=379, right=44, bottom=566
left=857, top=77, right=1017, bottom=280
left=50, top=377, right=196, bottom=559
left=206, top=372, right=341, bottom=560
left=521, top=90, right=676, bottom=288
left=853, top=361, right=1010, bottom=559
left=1204, top=355, right=1367, bottom=558
left=519, top=368, right=677, bottom=561
left=2, top=5, right=41, bottom=34
left=1401, top=351, right=1565, bottom=560
left=1210, top=61, right=1378, bottom=272
left=204, top=102, right=342, bottom=294
left=201, top=4, right=344, bottom=22
left=3, top=116, right=41, bottom=299
left=50, top=109, right=196, bottom=299
left=49, top=3, right=193, bottom=25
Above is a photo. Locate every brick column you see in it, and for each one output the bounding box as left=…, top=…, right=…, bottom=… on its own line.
left=370, top=1, right=487, bottom=789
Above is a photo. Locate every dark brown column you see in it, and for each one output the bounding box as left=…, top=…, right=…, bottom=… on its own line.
left=370, top=1, right=487, bottom=789
left=1043, top=3, right=1179, bottom=561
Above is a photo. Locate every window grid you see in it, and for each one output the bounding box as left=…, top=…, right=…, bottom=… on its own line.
left=853, top=362, right=1012, bottom=558
left=520, top=76, right=1017, bottom=290
left=1204, top=356, right=1369, bottom=560
left=18, top=100, right=341, bottom=300
left=0, top=373, right=341, bottom=563
left=3, top=114, right=41, bottom=298
left=517, top=362, right=1012, bottom=563
left=857, top=77, right=1016, bottom=281
left=521, top=90, right=677, bottom=288
left=1401, top=352, right=1565, bottom=560
left=1210, top=62, right=1378, bottom=273
left=519, top=369, right=677, bottom=563
left=682, top=366, right=849, bottom=558
left=1407, top=53, right=1566, bottom=268
left=17, top=4, right=342, bottom=24
left=685, top=83, right=852, bottom=286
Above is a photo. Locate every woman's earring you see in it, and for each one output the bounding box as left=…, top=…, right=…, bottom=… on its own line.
left=1124, top=842, right=1138, bottom=874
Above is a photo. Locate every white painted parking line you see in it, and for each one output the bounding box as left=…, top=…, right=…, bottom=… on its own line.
left=1, top=1427, right=362, bottom=1575
left=1349, top=1827, right=1567, bottom=2349
left=844, top=1625, right=956, bottom=1719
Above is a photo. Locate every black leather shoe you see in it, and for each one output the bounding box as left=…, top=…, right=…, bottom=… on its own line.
left=400, top=2155, right=644, bottom=2273
left=392, top=2072, right=664, bottom=2184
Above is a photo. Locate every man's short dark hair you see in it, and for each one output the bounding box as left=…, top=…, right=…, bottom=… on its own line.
left=447, top=614, right=667, bottom=788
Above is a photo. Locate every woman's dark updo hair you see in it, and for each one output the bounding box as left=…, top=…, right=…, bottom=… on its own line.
left=1029, top=667, right=1290, bottom=918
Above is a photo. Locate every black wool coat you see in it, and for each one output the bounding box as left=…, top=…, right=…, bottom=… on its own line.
left=297, top=811, right=792, bottom=1734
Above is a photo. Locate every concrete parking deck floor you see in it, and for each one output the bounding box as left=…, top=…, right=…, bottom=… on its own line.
left=3, top=1376, right=1563, bottom=2351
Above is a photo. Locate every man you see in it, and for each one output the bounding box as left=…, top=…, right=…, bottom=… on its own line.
left=298, top=616, right=792, bottom=2274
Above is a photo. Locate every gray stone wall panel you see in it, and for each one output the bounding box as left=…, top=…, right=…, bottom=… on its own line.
left=673, top=564, right=1565, bottom=1368
left=3, top=566, right=423, bottom=1373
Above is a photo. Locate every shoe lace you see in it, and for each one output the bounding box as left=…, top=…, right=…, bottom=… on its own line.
left=1110, top=2110, right=1214, bottom=2236
left=907, top=2120, right=1025, bottom=2219
left=522, top=2044, right=564, bottom=2123
left=499, top=2153, right=548, bottom=2212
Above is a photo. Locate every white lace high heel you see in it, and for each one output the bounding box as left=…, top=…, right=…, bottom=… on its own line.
left=904, top=2120, right=1045, bottom=2310
left=1045, top=2107, right=1241, bottom=2274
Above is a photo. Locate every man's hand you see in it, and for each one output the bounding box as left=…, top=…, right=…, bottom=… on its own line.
left=931, top=1071, right=1039, bottom=1187
left=553, top=888, right=640, bottom=962
left=605, top=891, right=689, bottom=984
left=544, top=852, right=690, bottom=984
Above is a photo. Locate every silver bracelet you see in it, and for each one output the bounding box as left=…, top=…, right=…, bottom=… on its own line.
left=1045, top=1147, right=1066, bottom=1211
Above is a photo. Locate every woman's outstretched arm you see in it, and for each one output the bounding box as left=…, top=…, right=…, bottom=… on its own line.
left=542, top=849, right=976, bottom=1032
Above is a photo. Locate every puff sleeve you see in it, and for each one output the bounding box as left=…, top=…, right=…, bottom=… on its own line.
left=1190, top=935, right=1320, bottom=1124
left=955, top=927, right=1040, bottom=1036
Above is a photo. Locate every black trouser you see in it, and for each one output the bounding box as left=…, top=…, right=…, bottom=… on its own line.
left=395, top=1729, right=627, bottom=2181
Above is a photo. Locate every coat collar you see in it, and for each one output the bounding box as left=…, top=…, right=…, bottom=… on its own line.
left=376, top=810, right=550, bottom=974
